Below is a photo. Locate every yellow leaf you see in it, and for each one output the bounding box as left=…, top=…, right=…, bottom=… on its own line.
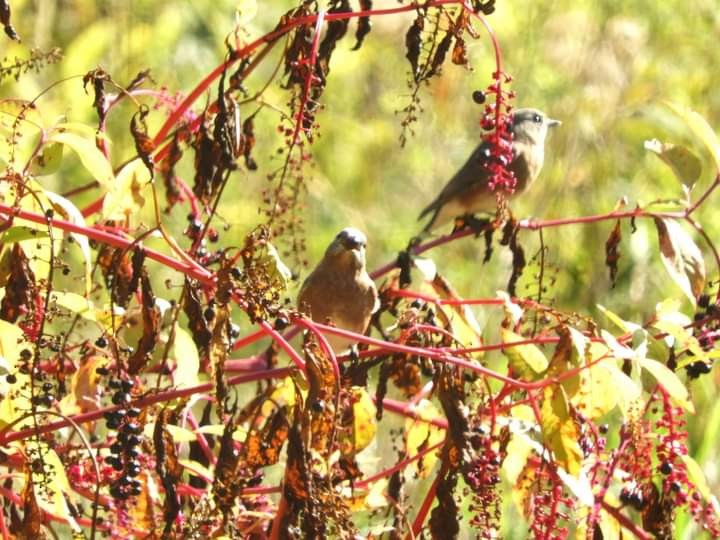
left=502, top=328, right=548, bottom=380
left=58, top=355, right=106, bottom=416
left=404, top=399, right=444, bottom=478
left=541, top=385, right=583, bottom=477
left=339, top=387, right=377, bottom=456
left=172, top=326, right=200, bottom=389
left=48, top=130, right=114, bottom=186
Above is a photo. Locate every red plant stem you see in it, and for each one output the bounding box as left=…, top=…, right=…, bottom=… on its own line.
left=232, top=328, right=267, bottom=350
left=310, top=321, right=612, bottom=392
left=185, top=411, right=216, bottom=466
left=152, top=0, right=464, bottom=147
left=289, top=10, right=325, bottom=145
left=259, top=320, right=306, bottom=371
left=0, top=366, right=293, bottom=445
left=379, top=398, right=449, bottom=430
left=356, top=440, right=445, bottom=490
left=0, top=203, right=213, bottom=284
left=0, top=505, right=7, bottom=540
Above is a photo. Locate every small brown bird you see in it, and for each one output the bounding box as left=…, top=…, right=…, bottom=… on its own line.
left=298, top=228, right=379, bottom=352
left=418, top=108, right=560, bottom=232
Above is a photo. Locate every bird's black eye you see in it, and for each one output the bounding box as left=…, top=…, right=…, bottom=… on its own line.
left=533, top=114, right=542, bottom=123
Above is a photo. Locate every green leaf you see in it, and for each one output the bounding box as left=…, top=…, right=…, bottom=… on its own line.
left=654, top=218, right=705, bottom=305
left=597, top=304, right=643, bottom=333
left=29, top=141, right=64, bottom=176
left=47, top=130, right=114, bottom=186
left=0, top=226, right=50, bottom=244
left=644, top=138, right=702, bottom=187
left=101, top=158, right=150, bottom=220
left=46, top=191, right=92, bottom=296
left=680, top=454, right=712, bottom=502
left=639, top=357, right=694, bottom=412
left=665, top=102, right=720, bottom=173
left=502, top=328, right=548, bottom=380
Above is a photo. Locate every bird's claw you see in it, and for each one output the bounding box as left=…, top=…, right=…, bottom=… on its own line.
left=455, top=214, right=492, bottom=236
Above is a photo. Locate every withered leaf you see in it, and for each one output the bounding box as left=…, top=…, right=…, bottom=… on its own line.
left=1, top=0, right=19, bottom=41
left=501, top=220, right=525, bottom=296
left=182, top=278, right=211, bottom=354
left=128, top=269, right=159, bottom=374
left=605, top=220, right=621, bottom=287
left=352, top=0, right=373, bottom=51
left=429, top=472, right=460, bottom=540
left=318, top=0, right=350, bottom=67
left=131, top=105, right=155, bottom=178
left=0, top=243, right=36, bottom=324
left=159, top=127, right=184, bottom=212
left=451, top=36, right=468, bottom=66
left=82, top=68, right=111, bottom=125
left=97, top=241, right=133, bottom=308
left=405, top=14, right=424, bottom=81
left=19, top=477, right=43, bottom=539
left=153, top=408, right=182, bottom=536
left=212, top=411, right=241, bottom=515
left=303, top=335, right=337, bottom=455
left=241, top=115, right=257, bottom=170
left=429, top=31, right=452, bottom=77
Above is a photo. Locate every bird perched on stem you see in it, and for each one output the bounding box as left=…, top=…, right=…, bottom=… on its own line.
left=418, top=108, right=560, bottom=232
left=298, top=228, right=379, bottom=352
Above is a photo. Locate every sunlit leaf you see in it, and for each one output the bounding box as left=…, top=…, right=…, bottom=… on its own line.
left=680, top=454, right=712, bottom=502
left=654, top=218, right=705, bottom=305
left=102, top=157, right=151, bottom=220
left=597, top=304, right=643, bottom=334
left=428, top=273, right=483, bottom=354
left=45, top=191, right=92, bottom=296
left=0, top=226, right=49, bottom=244
left=665, top=102, right=720, bottom=173
left=639, top=357, right=694, bottom=412
left=339, top=386, right=376, bottom=456
left=58, top=355, right=106, bottom=416
left=498, top=290, right=523, bottom=325
left=178, top=458, right=213, bottom=482
left=540, top=385, right=583, bottom=477
left=47, top=130, right=114, bottom=186
left=645, top=138, right=702, bottom=187
left=24, top=441, right=81, bottom=534
left=502, top=328, right=548, bottom=380
left=172, top=325, right=200, bottom=389
left=29, top=141, right=64, bottom=176
left=404, top=399, right=444, bottom=478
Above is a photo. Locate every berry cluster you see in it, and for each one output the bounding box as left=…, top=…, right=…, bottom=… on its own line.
left=102, top=378, right=144, bottom=500
left=465, top=426, right=503, bottom=536
left=473, top=71, right=517, bottom=196
left=686, top=294, right=719, bottom=378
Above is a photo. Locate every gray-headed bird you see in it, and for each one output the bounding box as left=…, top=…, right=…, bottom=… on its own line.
left=298, top=228, right=379, bottom=352
left=418, top=108, right=560, bottom=232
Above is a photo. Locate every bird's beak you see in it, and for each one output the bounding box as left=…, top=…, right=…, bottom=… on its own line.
left=343, top=237, right=363, bottom=251
left=546, top=118, right=561, bottom=128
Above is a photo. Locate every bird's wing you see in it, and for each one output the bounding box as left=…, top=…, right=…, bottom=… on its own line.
left=418, top=141, right=492, bottom=222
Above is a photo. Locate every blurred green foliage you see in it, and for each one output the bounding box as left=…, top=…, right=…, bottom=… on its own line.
left=2, top=0, right=720, bottom=537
